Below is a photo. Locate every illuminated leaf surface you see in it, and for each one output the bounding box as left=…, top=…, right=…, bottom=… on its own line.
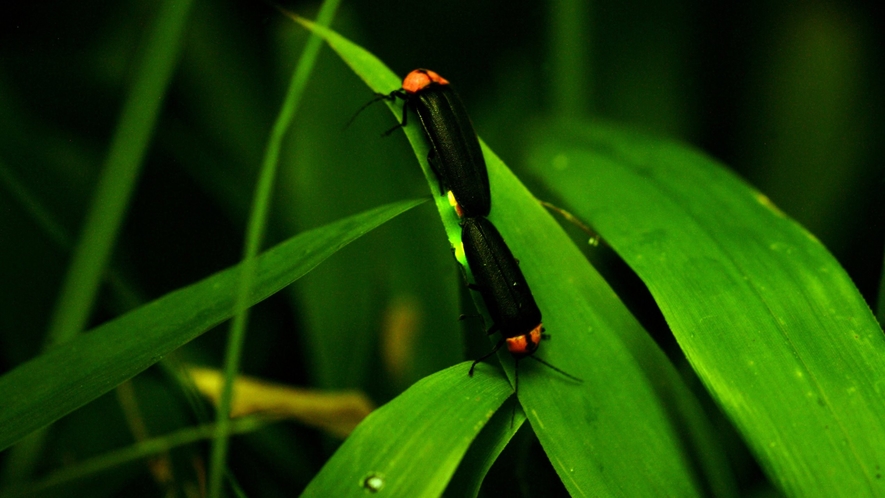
left=296, top=18, right=732, bottom=496
left=527, top=121, right=885, bottom=496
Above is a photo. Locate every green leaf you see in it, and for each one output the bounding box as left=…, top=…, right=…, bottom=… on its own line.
left=481, top=146, right=725, bottom=496
left=0, top=199, right=424, bottom=452
left=527, top=120, right=885, bottom=496
left=301, top=363, right=512, bottom=498
left=293, top=18, right=732, bottom=496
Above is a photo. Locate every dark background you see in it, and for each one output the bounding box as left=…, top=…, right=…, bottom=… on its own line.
left=0, top=0, right=882, bottom=495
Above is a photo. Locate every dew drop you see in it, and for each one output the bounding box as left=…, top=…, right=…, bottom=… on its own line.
left=361, top=472, right=385, bottom=493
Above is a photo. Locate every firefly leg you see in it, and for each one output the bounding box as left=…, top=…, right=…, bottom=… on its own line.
left=382, top=93, right=410, bottom=136
left=469, top=338, right=506, bottom=376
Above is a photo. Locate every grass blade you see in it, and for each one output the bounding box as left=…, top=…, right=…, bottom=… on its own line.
left=529, top=120, right=885, bottom=495
left=0, top=199, right=424, bottom=452
left=208, top=1, right=342, bottom=496
left=301, top=363, right=512, bottom=498
left=291, top=18, right=731, bottom=496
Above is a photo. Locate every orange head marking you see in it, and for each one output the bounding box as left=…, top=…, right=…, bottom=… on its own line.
left=505, top=323, right=543, bottom=358
left=402, top=69, right=449, bottom=94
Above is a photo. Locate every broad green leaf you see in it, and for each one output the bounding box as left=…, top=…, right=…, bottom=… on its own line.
left=0, top=199, right=424, bottom=452
left=294, top=18, right=733, bottom=496
left=528, top=120, right=885, bottom=496
left=301, top=363, right=512, bottom=498
left=482, top=147, right=728, bottom=496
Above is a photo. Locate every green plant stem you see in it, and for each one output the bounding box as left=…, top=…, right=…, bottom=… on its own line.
left=206, top=2, right=342, bottom=497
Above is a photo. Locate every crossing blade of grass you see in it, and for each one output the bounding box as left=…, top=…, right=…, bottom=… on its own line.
left=208, top=1, right=342, bottom=496
left=301, top=363, right=512, bottom=498
left=527, top=120, right=885, bottom=496
left=292, top=18, right=731, bottom=496
left=0, top=199, right=424, bottom=452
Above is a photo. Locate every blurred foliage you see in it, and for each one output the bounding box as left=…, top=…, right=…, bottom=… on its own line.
left=0, top=0, right=882, bottom=496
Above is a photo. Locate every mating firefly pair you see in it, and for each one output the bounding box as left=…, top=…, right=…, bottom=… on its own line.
left=373, top=69, right=580, bottom=388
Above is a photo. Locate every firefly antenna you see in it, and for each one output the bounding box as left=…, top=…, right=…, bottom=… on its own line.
left=528, top=355, right=583, bottom=382
left=539, top=200, right=600, bottom=246
left=343, top=92, right=394, bottom=132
